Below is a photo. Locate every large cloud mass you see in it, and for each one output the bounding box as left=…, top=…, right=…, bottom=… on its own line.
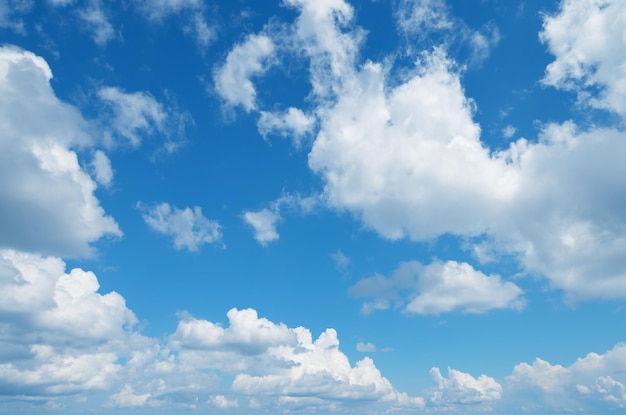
left=0, top=46, right=121, bottom=257
left=217, top=0, right=626, bottom=302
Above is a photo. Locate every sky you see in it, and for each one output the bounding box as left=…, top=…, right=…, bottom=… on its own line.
left=1, top=0, right=626, bottom=413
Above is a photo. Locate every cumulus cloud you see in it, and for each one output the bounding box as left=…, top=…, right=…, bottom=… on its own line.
left=430, top=367, right=502, bottom=405
left=139, top=202, right=222, bottom=252
left=97, top=86, right=167, bottom=148
left=216, top=0, right=626, bottom=302
left=243, top=193, right=320, bottom=246
left=540, top=0, right=626, bottom=116
left=505, top=343, right=626, bottom=411
left=350, top=260, right=524, bottom=315
left=2, top=246, right=626, bottom=412
left=168, top=307, right=425, bottom=412
left=0, top=250, right=139, bottom=396
left=257, top=107, right=316, bottom=147
left=243, top=208, right=280, bottom=245
left=0, top=46, right=121, bottom=257
left=213, top=34, right=276, bottom=111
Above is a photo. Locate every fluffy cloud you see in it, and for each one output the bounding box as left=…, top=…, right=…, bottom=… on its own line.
left=171, top=308, right=297, bottom=354
left=350, top=260, right=524, bottom=315
left=219, top=0, right=626, bottom=303
left=168, top=308, right=425, bottom=412
left=140, top=202, right=222, bottom=252
left=506, top=343, right=626, bottom=411
left=243, top=208, right=280, bottom=245
left=430, top=367, right=502, bottom=405
left=0, top=46, right=121, bottom=257
left=257, top=107, right=316, bottom=146
left=243, top=193, right=320, bottom=246
left=541, top=0, right=626, bottom=116
left=0, top=250, right=139, bottom=396
left=97, top=86, right=168, bottom=148
left=213, top=34, right=276, bottom=111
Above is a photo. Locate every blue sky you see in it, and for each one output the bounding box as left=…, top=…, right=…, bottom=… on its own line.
left=2, top=0, right=626, bottom=413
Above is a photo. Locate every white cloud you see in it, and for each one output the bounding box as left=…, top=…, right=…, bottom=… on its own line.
left=90, top=149, right=113, bottom=188
left=394, top=0, right=453, bottom=35
left=405, top=261, right=525, bottom=314
left=169, top=308, right=424, bottom=412
left=356, top=341, right=377, bottom=352
left=257, top=107, right=316, bottom=147
left=331, top=249, right=350, bottom=274
left=540, top=0, right=626, bottom=117
left=243, top=208, right=281, bottom=245
left=0, top=250, right=139, bottom=396
left=506, top=343, right=626, bottom=411
left=109, top=384, right=151, bottom=408
left=134, top=0, right=215, bottom=48
left=209, top=395, right=239, bottom=409
left=230, top=0, right=626, bottom=303
left=171, top=308, right=297, bottom=353
left=213, top=34, right=276, bottom=111
left=350, top=260, right=524, bottom=315
left=430, top=367, right=502, bottom=405
left=393, top=0, right=499, bottom=66
left=0, top=0, right=31, bottom=33
left=140, top=202, right=222, bottom=252
left=78, top=0, right=116, bottom=46
left=136, top=0, right=202, bottom=21
left=243, top=193, right=320, bottom=246
left=230, top=326, right=425, bottom=408
left=0, top=46, right=121, bottom=257
left=502, top=124, right=516, bottom=139
left=97, top=86, right=167, bottom=148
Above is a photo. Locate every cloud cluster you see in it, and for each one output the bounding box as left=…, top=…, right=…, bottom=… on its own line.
left=1, top=246, right=625, bottom=413
left=0, top=46, right=121, bottom=257
left=350, top=260, right=524, bottom=315
left=243, top=193, right=320, bottom=246
left=140, top=202, right=222, bottom=252
left=216, top=0, right=626, bottom=304
left=541, top=0, right=626, bottom=116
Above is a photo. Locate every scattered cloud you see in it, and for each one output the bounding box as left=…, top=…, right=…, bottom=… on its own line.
left=393, top=0, right=500, bottom=66
left=243, top=193, right=320, bottom=246
left=430, top=367, right=502, bottom=405
left=90, top=149, right=114, bottom=188
left=243, top=208, right=281, bottom=246
left=350, top=260, right=524, bottom=315
left=356, top=341, right=377, bottom=352
left=97, top=86, right=167, bottom=148
left=0, top=0, right=31, bottom=33
left=78, top=0, right=116, bottom=46
left=213, top=34, right=276, bottom=111
left=0, top=46, right=121, bottom=257
left=257, top=107, right=316, bottom=147
left=331, top=249, right=350, bottom=275
left=502, top=124, right=516, bottom=139
left=540, top=0, right=626, bottom=116
left=139, top=202, right=222, bottom=252
left=505, top=343, right=626, bottom=411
